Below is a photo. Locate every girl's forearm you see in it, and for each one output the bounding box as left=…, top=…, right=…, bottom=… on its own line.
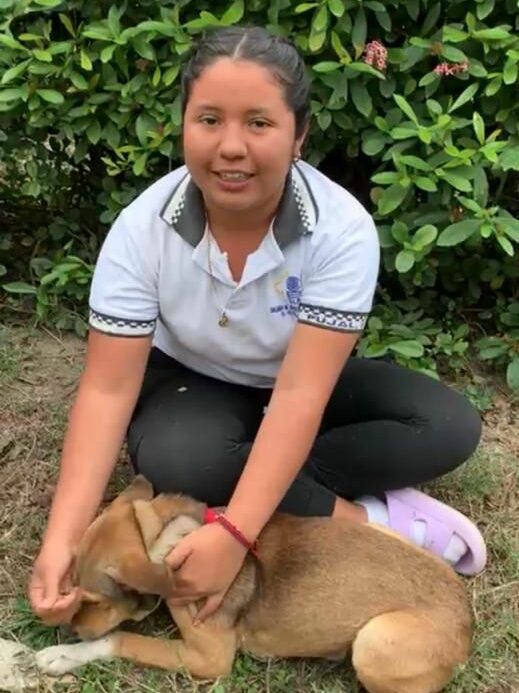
left=43, top=385, right=139, bottom=548
left=224, top=390, right=324, bottom=540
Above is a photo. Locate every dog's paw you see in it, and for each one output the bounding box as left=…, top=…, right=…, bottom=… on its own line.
left=36, top=638, right=114, bottom=676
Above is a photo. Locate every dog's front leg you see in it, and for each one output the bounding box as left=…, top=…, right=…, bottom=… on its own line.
left=37, top=603, right=238, bottom=680
left=36, top=636, right=116, bottom=675
left=114, top=626, right=237, bottom=678
left=36, top=626, right=237, bottom=680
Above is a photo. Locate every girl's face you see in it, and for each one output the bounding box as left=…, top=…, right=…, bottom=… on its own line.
left=182, top=58, right=306, bottom=220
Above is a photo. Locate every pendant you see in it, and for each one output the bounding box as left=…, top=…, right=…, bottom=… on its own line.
left=218, top=312, right=229, bottom=327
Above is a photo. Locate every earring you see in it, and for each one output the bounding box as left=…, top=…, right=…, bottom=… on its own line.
left=293, top=154, right=300, bottom=162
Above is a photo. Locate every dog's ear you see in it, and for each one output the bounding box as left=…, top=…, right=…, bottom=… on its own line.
left=112, top=475, right=154, bottom=506
left=132, top=498, right=200, bottom=564
left=105, top=559, right=174, bottom=600
left=132, top=499, right=164, bottom=551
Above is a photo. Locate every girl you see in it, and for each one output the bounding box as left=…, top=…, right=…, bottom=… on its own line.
left=29, top=26, right=486, bottom=625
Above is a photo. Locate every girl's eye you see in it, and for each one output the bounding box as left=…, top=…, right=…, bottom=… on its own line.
left=199, top=115, right=219, bottom=126
left=250, top=120, right=269, bottom=129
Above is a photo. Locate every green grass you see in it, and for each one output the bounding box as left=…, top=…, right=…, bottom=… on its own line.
left=0, top=326, right=517, bottom=693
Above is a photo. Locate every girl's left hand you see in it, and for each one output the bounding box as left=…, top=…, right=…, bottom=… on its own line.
left=165, top=522, right=249, bottom=622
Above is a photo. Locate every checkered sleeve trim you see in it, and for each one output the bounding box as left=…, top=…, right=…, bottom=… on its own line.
left=297, top=303, right=368, bottom=333
left=89, top=309, right=156, bottom=337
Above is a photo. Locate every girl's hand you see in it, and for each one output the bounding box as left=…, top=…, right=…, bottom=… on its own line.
left=166, top=522, right=248, bottom=623
left=28, top=541, right=81, bottom=625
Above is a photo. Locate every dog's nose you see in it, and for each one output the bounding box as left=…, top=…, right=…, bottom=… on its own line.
left=58, top=624, right=77, bottom=639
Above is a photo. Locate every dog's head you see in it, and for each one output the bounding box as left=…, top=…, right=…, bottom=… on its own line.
left=61, top=476, right=203, bottom=640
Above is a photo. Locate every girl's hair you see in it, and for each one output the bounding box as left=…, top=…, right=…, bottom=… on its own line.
left=180, top=26, right=311, bottom=137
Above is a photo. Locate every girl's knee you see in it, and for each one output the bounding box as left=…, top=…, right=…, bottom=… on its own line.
left=130, top=427, right=247, bottom=504
left=428, top=387, right=482, bottom=471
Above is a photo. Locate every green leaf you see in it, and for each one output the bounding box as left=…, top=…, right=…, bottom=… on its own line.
left=389, top=340, right=424, bottom=358
left=473, top=28, right=511, bottom=41
left=441, top=46, right=467, bottom=62
left=1, top=59, right=31, bottom=84
left=393, top=94, right=418, bottom=124
left=362, top=131, right=386, bottom=156
left=414, top=224, right=438, bottom=248
left=308, top=30, right=326, bottom=52
left=33, top=0, right=62, bottom=6
left=476, top=0, right=495, bottom=20
left=497, top=235, right=514, bottom=256
left=312, top=4, right=329, bottom=33
left=80, top=49, right=92, bottom=71
left=313, top=61, right=341, bottom=73
left=163, top=65, right=180, bottom=86
left=348, top=62, right=385, bottom=79
left=2, top=281, right=37, bottom=294
left=86, top=119, right=101, bottom=144
left=317, top=109, right=332, bottom=130
left=0, top=87, right=25, bottom=101
left=100, top=45, right=116, bottom=63
left=398, top=155, right=431, bottom=172
left=422, top=2, right=441, bottom=35
left=327, top=0, right=344, bottom=17
left=473, top=167, right=488, bottom=207
left=472, top=112, right=485, bottom=145
left=371, top=171, right=400, bottom=184
left=439, top=171, right=472, bottom=192
left=437, top=220, right=480, bottom=246
left=506, top=357, right=519, bottom=391
left=133, top=152, right=148, bottom=176
left=132, top=35, right=155, bottom=60
left=499, top=144, right=519, bottom=171
left=33, top=49, right=52, bottom=62
left=395, top=250, right=415, bottom=273
left=503, top=60, right=518, bottom=85
left=330, top=31, right=349, bottom=61
left=0, top=34, right=25, bottom=50
left=374, top=8, right=391, bottom=31
left=221, top=0, right=244, bottom=25
left=36, top=88, right=64, bottom=104
left=415, top=176, right=438, bottom=192
left=350, top=81, right=372, bottom=118
left=500, top=221, right=519, bottom=243
left=294, top=2, right=318, bottom=13
left=59, top=13, right=75, bottom=37
left=352, top=7, right=367, bottom=55
left=419, top=72, right=438, bottom=88
left=443, top=26, right=469, bottom=43
left=391, top=126, right=418, bottom=140
left=377, top=184, right=408, bottom=215
left=447, top=82, right=479, bottom=114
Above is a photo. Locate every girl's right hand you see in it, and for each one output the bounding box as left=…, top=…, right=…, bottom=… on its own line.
left=28, top=541, right=81, bottom=626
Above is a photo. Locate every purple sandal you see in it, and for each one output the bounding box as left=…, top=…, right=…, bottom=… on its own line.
left=384, top=488, right=487, bottom=576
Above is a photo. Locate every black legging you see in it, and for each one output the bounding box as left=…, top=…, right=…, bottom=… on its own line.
left=127, top=347, right=481, bottom=516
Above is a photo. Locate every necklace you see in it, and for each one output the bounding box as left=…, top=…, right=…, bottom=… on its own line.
left=206, top=231, right=231, bottom=327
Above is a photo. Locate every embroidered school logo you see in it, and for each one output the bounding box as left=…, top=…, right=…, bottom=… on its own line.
left=269, top=275, right=302, bottom=317
left=285, top=275, right=302, bottom=315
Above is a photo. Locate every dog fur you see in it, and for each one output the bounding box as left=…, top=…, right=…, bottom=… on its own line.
left=36, top=476, right=474, bottom=693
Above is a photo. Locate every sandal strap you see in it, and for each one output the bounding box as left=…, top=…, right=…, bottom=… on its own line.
left=385, top=493, right=454, bottom=556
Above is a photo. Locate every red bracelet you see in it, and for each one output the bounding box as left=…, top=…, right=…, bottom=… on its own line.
left=204, top=508, right=259, bottom=558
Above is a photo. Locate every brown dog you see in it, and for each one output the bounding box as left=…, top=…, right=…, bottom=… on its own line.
left=36, top=476, right=473, bottom=693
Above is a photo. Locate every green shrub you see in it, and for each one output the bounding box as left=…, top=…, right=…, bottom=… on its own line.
left=0, top=0, right=518, bottom=387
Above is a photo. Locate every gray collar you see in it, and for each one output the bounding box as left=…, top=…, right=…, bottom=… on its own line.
left=160, top=163, right=318, bottom=248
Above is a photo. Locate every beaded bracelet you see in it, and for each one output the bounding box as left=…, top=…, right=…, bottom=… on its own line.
left=204, top=507, right=259, bottom=558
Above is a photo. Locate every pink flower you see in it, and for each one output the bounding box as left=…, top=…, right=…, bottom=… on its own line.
left=363, top=40, right=387, bottom=71
left=433, top=61, right=469, bottom=76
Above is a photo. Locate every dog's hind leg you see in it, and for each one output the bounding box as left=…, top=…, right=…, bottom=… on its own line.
left=351, top=608, right=471, bottom=693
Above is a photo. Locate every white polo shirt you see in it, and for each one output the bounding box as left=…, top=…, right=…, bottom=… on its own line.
left=89, top=161, right=380, bottom=388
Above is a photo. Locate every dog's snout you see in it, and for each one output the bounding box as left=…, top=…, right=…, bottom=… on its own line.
left=58, top=623, right=77, bottom=639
